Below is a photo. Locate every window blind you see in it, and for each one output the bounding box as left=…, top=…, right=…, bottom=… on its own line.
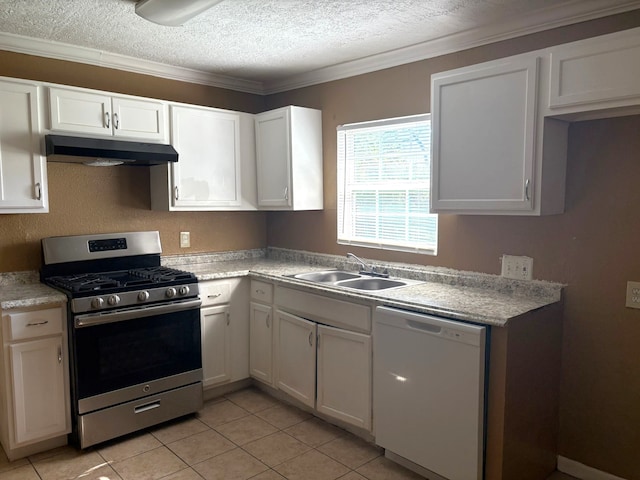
left=337, top=114, right=437, bottom=254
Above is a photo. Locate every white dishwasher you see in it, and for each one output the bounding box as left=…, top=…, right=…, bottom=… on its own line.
left=374, top=306, right=487, bottom=480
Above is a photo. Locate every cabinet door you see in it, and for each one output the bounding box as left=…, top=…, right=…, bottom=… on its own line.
left=10, top=336, right=68, bottom=444
left=431, top=56, right=538, bottom=212
left=275, top=310, right=316, bottom=408
left=171, top=106, right=241, bottom=208
left=249, top=302, right=273, bottom=385
left=0, top=81, right=48, bottom=213
left=49, top=87, right=112, bottom=136
left=112, top=97, right=167, bottom=142
left=549, top=28, right=640, bottom=112
left=255, top=108, right=292, bottom=208
left=201, top=305, right=231, bottom=387
left=317, top=325, right=372, bottom=430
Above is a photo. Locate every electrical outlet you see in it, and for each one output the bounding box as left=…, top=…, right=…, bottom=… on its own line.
left=625, top=281, right=640, bottom=309
left=501, top=254, right=533, bottom=280
left=179, top=231, right=190, bottom=248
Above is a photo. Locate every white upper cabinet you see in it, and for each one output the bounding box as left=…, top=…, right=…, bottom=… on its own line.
left=150, top=105, right=257, bottom=211
left=548, top=27, right=640, bottom=117
left=0, top=79, right=48, bottom=214
left=431, top=56, right=541, bottom=214
left=431, top=52, right=569, bottom=216
left=255, top=106, right=323, bottom=210
left=48, top=87, right=168, bottom=142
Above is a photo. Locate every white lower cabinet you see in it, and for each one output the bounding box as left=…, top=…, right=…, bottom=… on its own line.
left=272, top=285, right=373, bottom=431
left=317, top=324, right=371, bottom=431
left=274, top=310, right=316, bottom=408
left=0, top=305, right=70, bottom=460
left=249, top=302, right=274, bottom=385
left=199, top=278, right=249, bottom=388
left=10, top=336, right=67, bottom=444
left=249, top=280, right=275, bottom=385
left=201, top=305, right=231, bottom=387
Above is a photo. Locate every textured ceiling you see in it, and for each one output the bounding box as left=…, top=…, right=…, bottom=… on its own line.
left=1, top=0, right=639, bottom=93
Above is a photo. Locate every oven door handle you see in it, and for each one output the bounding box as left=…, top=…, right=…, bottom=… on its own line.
left=75, top=299, right=202, bottom=328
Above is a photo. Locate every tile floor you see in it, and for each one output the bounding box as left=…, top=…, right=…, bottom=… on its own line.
left=0, top=387, right=577, bottom=480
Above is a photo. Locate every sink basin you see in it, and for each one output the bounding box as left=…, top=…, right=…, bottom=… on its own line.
left=336, top=277, right=409, bottom=290
left=292, top=270, right=362, bottom=283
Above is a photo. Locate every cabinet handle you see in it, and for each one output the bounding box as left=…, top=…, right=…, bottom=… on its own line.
left=207, top=293, right=222, bottom=298
left=266, top=314, right=270, bottom=328
left=26, top=320, right=49, bottom=327
left=308, top=331, right=313, bottom=346
left=35, top=182, right=41, bottom=200
left=525, top=179, right=530, bottom=201
left=105, top=112, right=110, bottom=128
left=284, top=186, right=289, bottom=201
left=58, top=346, right=62, bottom=364
left=174, top=186, right=179, bottom=200
left=226, top=313, right=230, bottom=326
left=255, top=289, right=265, bottom=295
left=113, top=112, right=119, bottom=129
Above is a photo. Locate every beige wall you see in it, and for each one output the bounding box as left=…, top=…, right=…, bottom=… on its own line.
left=265, top=12, right=640, bottom=480
left=0, top=51, right=267, bottom=272
left=2, top=10, right=640, bottom=478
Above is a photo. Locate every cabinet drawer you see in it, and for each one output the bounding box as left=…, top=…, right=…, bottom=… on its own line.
left=251, top=280, right=273, bottom=303
left=275, top=286, right=371, bottom=333
left=199, top=282, right=231, bottom=306
left=6, top=307, right=64, bottom=341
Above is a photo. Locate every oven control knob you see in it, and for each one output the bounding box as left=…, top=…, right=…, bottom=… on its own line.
left=165, top=287, right=177, bottom=298
left=91, top=297, right=104, bottom=309
left=138, top=291, right=150, bottom=302
left=107, top=294, right=121, bottom=306
left=178, top=286, right=190, bottom=296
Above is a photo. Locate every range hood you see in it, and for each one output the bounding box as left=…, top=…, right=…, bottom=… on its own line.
left=45, top=135, right=178, bottom=166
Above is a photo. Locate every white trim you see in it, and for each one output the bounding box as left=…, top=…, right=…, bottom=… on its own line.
left=557, top=456, right=629, bottom=480
left=0, top=32, right=265, bottom=95
left=263, top=0, right=640, bottom=94
left=0, top=1, right=639, bottom=95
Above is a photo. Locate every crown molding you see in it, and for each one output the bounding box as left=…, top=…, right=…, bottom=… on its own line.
left=0, top=32, right=265, bottom=94
left=264, top=0, right=640, bottom=93
left=1, top=0, right=639, bottom=96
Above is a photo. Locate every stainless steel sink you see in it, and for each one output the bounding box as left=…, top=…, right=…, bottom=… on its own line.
left=292, top=270, right=362, bottom=282
left=336, top=277, right=408, bottom=290
left=288, top=269, right=422, bottom=291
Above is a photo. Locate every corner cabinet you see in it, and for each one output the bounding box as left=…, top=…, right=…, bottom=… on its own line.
left=0, top=79, right=49, bottom=214
left=48, top=87, right=168, bottom=142
left=0, top=304, right=71, bottom=460
left=255, top=106, right=323, bottom=210
left=199, top=278, right=250, bottom=388
left=150, top=106, right=257, bottom=211
left=249, top=280, right=274, bottom=385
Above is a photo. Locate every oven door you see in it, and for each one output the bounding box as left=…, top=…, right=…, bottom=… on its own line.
left=72, top=299, right=202, bottom=414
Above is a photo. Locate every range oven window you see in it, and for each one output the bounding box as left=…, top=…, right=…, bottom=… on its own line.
left=73, top=307, right=201, bottom=400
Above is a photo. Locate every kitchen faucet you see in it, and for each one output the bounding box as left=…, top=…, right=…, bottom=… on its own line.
left=346, top=253, right=389, bottom=277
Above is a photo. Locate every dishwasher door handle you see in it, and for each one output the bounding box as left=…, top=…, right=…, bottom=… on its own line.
left=406, top=319, right=442, bottom=334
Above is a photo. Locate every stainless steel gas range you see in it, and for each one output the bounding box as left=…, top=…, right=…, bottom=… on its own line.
left=40, top=231, right=202, bottom=449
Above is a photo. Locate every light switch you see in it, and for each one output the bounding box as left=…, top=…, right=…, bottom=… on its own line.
left=180, top=231, right=190, bottom=248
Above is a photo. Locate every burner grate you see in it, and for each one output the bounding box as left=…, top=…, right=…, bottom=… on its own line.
left=48, top=274, right=120, bottom=293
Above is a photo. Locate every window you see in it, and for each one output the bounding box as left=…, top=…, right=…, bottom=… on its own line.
left=337, top=114, right=437, bottom=255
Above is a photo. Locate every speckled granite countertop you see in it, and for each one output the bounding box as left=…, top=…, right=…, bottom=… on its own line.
left=0, top=271, right=67, bottom=310
left=1, top=248, right=563, bottom=326
left=163, top=248, right=564, bottom=327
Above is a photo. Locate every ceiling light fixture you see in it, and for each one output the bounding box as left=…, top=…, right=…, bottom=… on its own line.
left=135, top=0, right=224, bottom=26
